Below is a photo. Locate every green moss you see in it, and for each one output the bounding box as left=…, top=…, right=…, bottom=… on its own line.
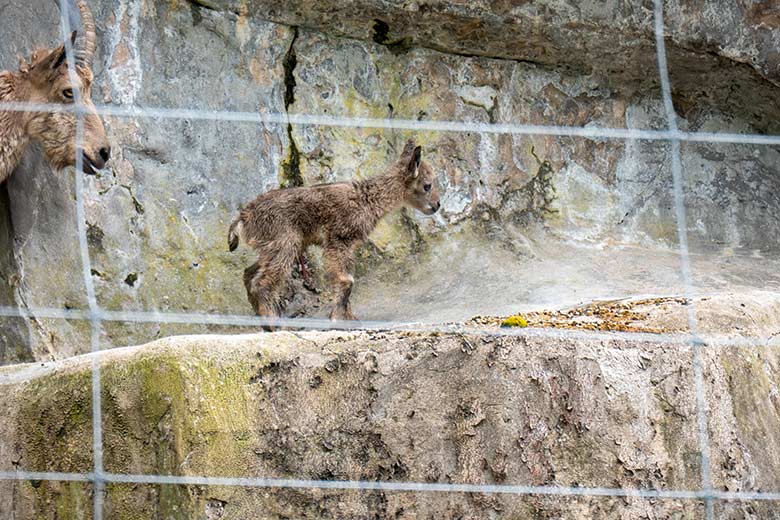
left=500, top=315, right=528, bottom=328
left=9, top=371, right=96, bottom=518
left=118, top=211, right=250, bottom=317
left=280, top=124, right=303, bottom=188
left=101, top=350, right=260, bottom=477
left=18, top=369, right=93, bottom=473
left=721, top=350, right=780, bottom=464
left=54, top=482, right=93, bottom=519
left=9, top=481, right=93, bottom=520
left=158, top=483, right=193, bottom=520
left=105, top=482, right=201, bottom=520
left=341, top=88, right=387, bottom=120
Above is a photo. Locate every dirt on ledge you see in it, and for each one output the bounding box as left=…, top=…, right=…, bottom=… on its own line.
left=467, top=291, right=780, bottom=338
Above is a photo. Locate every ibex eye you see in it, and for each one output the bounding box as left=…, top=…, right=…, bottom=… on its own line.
left=62, top=88, right=74, bottom=99
left=423, top=183, right=432, bottom=192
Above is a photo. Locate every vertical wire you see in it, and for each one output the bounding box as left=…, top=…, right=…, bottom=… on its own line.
left=652, top=1, right=713, bottom=517
left=55, top=3, right=104, bottom=517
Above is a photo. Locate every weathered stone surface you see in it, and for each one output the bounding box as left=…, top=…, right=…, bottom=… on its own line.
left=1, top=328, right=779, bottom=518
left=235, top=0, right=780, bottom=131
left=1, top=0, right=779, bottom=362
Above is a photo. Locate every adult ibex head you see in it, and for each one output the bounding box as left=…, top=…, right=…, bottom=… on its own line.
left=0, top=0, right=110, bottom=182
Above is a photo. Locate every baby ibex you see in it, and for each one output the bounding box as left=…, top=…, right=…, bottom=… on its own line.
left=0, top=0, right=110, bottom=183
left=229, top=139, right=441, bottom=323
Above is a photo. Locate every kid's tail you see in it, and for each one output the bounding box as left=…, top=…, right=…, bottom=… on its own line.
left=228, top=217, right=243, bottom=252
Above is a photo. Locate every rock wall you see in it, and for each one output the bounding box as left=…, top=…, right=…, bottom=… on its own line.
left=1, top=331, right=780, bottom=518
left=1, top=0, right=779, bottom=363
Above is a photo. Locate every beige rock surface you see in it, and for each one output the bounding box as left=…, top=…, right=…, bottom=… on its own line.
left=2, top=294, right=780, bottom=518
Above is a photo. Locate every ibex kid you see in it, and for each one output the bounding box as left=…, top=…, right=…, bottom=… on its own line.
left=229, top=139, right=441, bottom=323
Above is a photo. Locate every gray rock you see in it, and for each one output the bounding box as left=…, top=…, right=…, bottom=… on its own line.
left=1, top=0, right=778, bottom=361
left=235, top=0, right=780, bottom=131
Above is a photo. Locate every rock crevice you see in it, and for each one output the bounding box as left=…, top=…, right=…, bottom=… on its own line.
left=281, top=27, right=303, bottom=188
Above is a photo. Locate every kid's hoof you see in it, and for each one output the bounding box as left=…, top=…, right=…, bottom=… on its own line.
left=255, top=311, right=279, bottom=332
left=329, top=310, right=358, bottom=323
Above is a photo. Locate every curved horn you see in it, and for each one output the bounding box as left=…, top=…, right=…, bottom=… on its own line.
left=53, top=0, right=96, bottom=65
left=72, top=0, right=96, bottom=65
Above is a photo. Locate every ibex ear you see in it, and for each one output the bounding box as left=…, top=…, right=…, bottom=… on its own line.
left=35, top=33, right=75, bottom=75
left=401, top=139, right=421, bottom=178
left=18, top=55, right=30, bottom=74
left=408, top=145, right=422, bottom=178
left=62, top=31, right=77, bottom=64
left=399, top=139, right=416, bottom=159
left=50, top=45, right=68, bottom=70
left=32, top=45, right=65, bottom=76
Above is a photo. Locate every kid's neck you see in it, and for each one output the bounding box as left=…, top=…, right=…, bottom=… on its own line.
left=359, top=167, right=407, bottom=222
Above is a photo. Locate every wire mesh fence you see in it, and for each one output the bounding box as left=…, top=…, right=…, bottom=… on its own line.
left=1, top=0, right=779, bottom=518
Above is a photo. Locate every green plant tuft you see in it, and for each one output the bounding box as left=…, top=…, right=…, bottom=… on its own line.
left=500, top=315, right=528, bottom=328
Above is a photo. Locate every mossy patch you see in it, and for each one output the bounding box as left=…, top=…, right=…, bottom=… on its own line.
left=17, top=369, right=93, bottom=473
left=721, top=350, right=780, bottom=470
left=101, top=349, right=261, bottom=477
left=5, top=481, right=94, bottom=520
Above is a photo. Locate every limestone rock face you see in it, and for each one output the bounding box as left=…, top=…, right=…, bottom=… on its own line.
left=243, top=0, right=780, bottom=131
left=1, top=331, right=779, bottom=518
left=1, top=0, right=779, bottom=361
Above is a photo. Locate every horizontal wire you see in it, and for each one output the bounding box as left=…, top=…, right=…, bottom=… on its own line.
left=1, top=100, right=779, bottom=146
left=3, top=469, right=780, bottom=502
left=0, top=471, right=94, bottom=483
left=1, top=303, right=778, bottom=349
left=102, top=473, right=780, bottom=502
left=0, top=303, right=695, bottom=343
left=73, top=310, right=705, bottom=346
left=103, top=473, right=708, bottom=499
